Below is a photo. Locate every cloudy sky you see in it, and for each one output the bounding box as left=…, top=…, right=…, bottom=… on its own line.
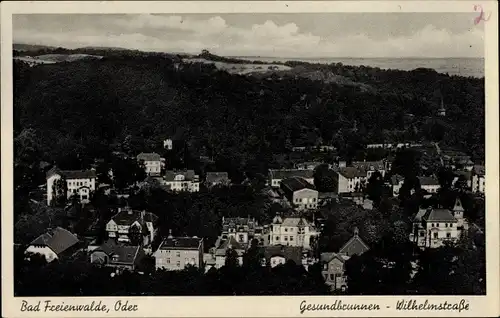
left=13, top=13, right=484, bottom=58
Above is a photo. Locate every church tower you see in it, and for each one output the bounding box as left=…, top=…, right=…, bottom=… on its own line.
left=438, top=97, right=446, bottom=117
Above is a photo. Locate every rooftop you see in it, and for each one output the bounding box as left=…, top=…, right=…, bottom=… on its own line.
left=421, top=207, right=457, bottom=222
left=206, top=172, right=230, bottom=183
left=280, top=177, right=316, bottom=193
left=338, top=167, right=367, bottom=179
left=418, top=176, right=440, bottom=186
left=137, top=152, right=161, bottom=161
left=269, top=169, right=314, bottom=180
left=215, top=237, right=246, bottom=256
left=110, top=208, right=159, bottom=226
left=164, top=170, right=198, bottom=182
left=352, top=161, right=385, bottom=171
left=158, top=236, right=203, bottom=250
left=30, top=227, right=79, bottom=255
left=46, top=167, right=96, bottom=180
left=93, top=240, right=142, bottom=265
left=261, top=245, right=303, bottom=265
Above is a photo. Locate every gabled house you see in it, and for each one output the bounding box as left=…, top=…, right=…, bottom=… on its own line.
left=214, top=236, right=245, bottom=268
left=261, top=245, right=303, bottom=268
left=264, top=215, right=319, bottom=250
left=163, top=170, right=200, bottom=192
left=106, top=208, right=159, bottom=247
left=418, top=176, right=441, bottom=194
left=268, top=169, right=315, bottom=188
left=90, top=240, right=145, bottom=271
left=205, top=172, right=230, bottom=188
left=25, top=227, right=80, bottom=263
left=46, top=167, right=97, bottom=205
left=280, top=177, right=319, bottom=211
left=221, top=216, right=263, bottom=244
left=321, top=227, right=369, bottom=291
left=137, top=152, right=162, bottom=176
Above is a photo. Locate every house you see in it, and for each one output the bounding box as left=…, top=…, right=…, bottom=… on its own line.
left=352, top=161, right=386, bottom=178
left=90, top=240, right=145, bottom=271
left=338, top=192, right=373, bottom=210
left=336, top=167, right=367, bottom=193
left=163, top=138, right=173, bottom=150
left=163, top=170, right=200, bottom=192
left=280, top=177, right=319, bottom=211
left=25, top=227, right=80, bottom=263
left=46, top=167, right=97, bottom=205
left=153, top=233, right=204, bottom=271
left=137, top=152, right=162, bottom=176
left=441, top=150, right=474, bottom=171
left=214, top=236, right=245, bottom=268
left=318, top=192, right=338, bottom=206
left=264, top=215, right=319, bottom=250
left=268, top=169, right=315, bottom=188
left=205, top=172, right=230, bottom=188
left=106, top=208, right=159, bottom=247
left=321, top=227, right=370, bottom=291
left=409, top=201, right=465, bottom=249
left=295, top=162, right=329, bottom=170
left=472, top=165, right=485, bottom=193
left=418, top=176, right=441, bottom=194
left=261, top=245, right=303, bottom=268
left=390, top=174, right=405, bottom=197
left=221, top=216, right=263, bottom=244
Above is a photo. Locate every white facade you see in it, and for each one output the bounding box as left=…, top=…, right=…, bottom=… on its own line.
left=163, top=139, right=173, bottom=150
left=337, top=174, right=366, bottom=193
left=265, top=218, right=319, bottom=250
left=25, top=245, right=58, bottom=263
left=421, top=184, right=440, bottom=193
left=422, top=221, right=460, bottom=248
left=164, top=174, right=200, bottom=192
left=142, top=160, right=161, bottom=175
left=47, top=173, right=96, bottom=205
left=270, top=256, right=286, bottom=268
left=472, top=174, right=485, bottom=193
left=215, top=254, right=244, bottom=268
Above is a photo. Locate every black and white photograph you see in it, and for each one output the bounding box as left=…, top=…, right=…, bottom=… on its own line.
left=2, top=1, right=499, bottom=316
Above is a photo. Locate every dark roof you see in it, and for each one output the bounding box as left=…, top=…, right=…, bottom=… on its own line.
left=46, top=167, right=96, bottom=180
left=320, top=252, right=350, bottom=263
left=164, top=170, right=197, bottom=182
left=110, top=209, right=159, bottom=226
left=280, top=177, right=316, bottom=192
left=158, top=237, right=203, bottom=250
left=338, top=167, right=367, bottom=179
left=418, top=176, right=440, bottom=186
left=352, top=161, right=385, bottom=171
left=93, top=241, right=142, bottom=265
left=261, top=245, right=303, bottom=265
left=30, top=227, right=79, bottom=255
left=474, top=165, right=485, bottom=176
left=137, top=152, right=161, bottom=161
left=206, top=172, right=229, bottom=183
left=269, top=169, right=314, bottom=180
left=215, top=237, right=246, bottom=256
left=391, top=174, right=405, bottom=185
left=422, top=207, right=457, bottom=222
left=338, top=229, right=370, bottom=256
left=454, top=170, right=472, bottom=180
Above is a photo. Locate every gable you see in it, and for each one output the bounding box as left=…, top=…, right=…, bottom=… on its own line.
left=339, top=237, right=369, bottom=257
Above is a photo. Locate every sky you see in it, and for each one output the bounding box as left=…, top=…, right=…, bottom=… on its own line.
left=13, top=13, right=484, bottom=58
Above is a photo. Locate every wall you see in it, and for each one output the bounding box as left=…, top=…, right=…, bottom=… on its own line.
left=292, top=189, right=319, bottom=210
left=155, top=248, right=200, bottom=270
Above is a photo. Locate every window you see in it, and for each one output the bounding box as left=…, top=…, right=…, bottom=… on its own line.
left=313, top=198, right=316, bottom=202
left=285, top=228, right=288, bottom=232
left=191, top=258, right=195, bottom=264
left=272, top=259, right=276, bottom=265
left=446, top=233, right=451, bottom=238
left=433, top=232, right=438, bottom=239
left=239, top=234, right=244, bottom=242
left=166, top=258, right=170, bottom=264
left=431, top=223, right=434, bottom=227
left=275, top=236, right=279, bottom=241
left=176, top=252, right=180, bottom=257
left=290, top=236, right=294, bottom=241
left=330, top=274, right=334, bottom=280
left=436, top=223, right=439, bottom=227
left=445, top=223, right=448, bottom=227
left=176, top=261, right=180, bottom=267
left=284, top=236, right=288, bottom=241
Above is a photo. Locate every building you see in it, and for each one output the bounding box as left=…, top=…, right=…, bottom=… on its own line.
left=221, top=217, right=263, bottom=244
left=46, top=167, right=97, bottom=205
left=90, top=240, right=145, bottom=271
left=352, top=161, right=386, bottom=178
left=418, top=176, right=441, bottom=194
left=205, top=172, right=230, bottom=188
left=213, top=236, right=245, bottom=268
left=163, top=170, right=200, bottom=192
left=25, top=227, right=80, bottom=263
left=321, top=227, right=370, bottom=291
left=137, top=152, right=162, bottom=176
left=409, top=203, right=463, bottom=249
left=163, top=138, right=173, bottom=150
left=472, top=165, right=485, bottom=193
left=261, top=245, right=304, bottom=268
left=295, top=162, right=330, bottom=170
left=280, top=177, right=319, bottom=211
left=452, top=171, right=472, bottom=189
left=268, top=169, right=315, bottom=188
left=264, top=215, right=319, bottom=250
left=154, top=234, right=204, bottom=271
left=106, top=208, right=159, bottom=246
left=390, top=174, right=405, bottom=197
left=336, top=167, right=367, bottom=193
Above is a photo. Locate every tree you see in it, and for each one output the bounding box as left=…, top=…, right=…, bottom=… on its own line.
left=112, top=158, right=147, bottom=190
left=365, top=171, right=384, bottom=206
left=313, top=164, right=337, bottom=192
left=128, top=224, right=143, bottom=246
left=224, top=248, right=240, bottom=268
left=52, top=177, right=68, bottom=207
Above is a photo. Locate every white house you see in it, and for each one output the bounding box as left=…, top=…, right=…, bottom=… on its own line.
left=25, top=227, right=80, bottom=262
left=162, top=170, right=200, bottom=192
left=352, top=161, right=386, bottom=178
left=220, top=217, right=263, bottom=244
left=337, top=167, right=367, bottom=193
left=106, top=208, right=159, bottom=247
left=163, top=138, right=173, bottom=150
left=46, top=167, right=97, bottom=205
left=472, top=165, right=485, bottom=193
left=137, top=152, right=162, bottom=176
left=418, top=176, right=441, bottom=194
left=264, top=215, right=319, bottom=250
left=280, top=177, right=319, bottom=211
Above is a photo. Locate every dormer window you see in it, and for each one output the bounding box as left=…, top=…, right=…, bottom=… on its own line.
left=174, top=174, right=185, bottom=181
